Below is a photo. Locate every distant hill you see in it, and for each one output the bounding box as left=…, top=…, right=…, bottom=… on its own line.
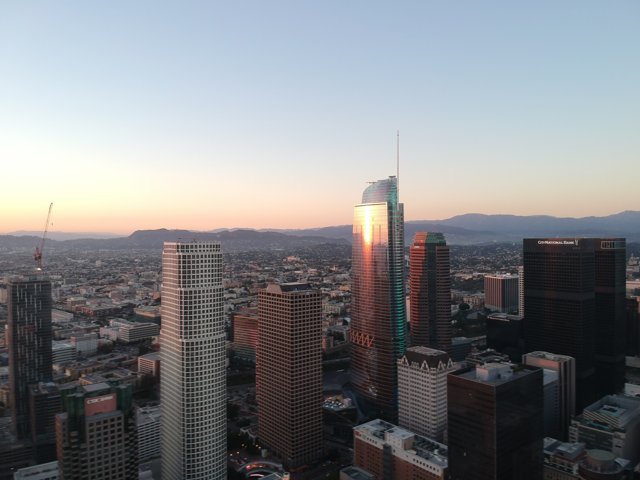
left=7, top=231, right=123, bottom=240
left=274, top=211, right=640, bottom=244
left=0, top=228, right=349, bottom=252
left=2, top=211, right=638, bottom=250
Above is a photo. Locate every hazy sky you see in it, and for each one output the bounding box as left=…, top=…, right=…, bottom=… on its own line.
left=1, top=1, right=639, bottom=234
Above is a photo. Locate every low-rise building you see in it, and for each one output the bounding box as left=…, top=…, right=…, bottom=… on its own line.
left=138, top=353, right=160, bottom=377
left=13, top=461, right=59, bottom=480
left=569, top=394, right=640, bottom=465
left=353, top=419, right=448, bottom=480
left=51, top=341, right=75, bottom=365
left=70, top=333, right=98, bottom=357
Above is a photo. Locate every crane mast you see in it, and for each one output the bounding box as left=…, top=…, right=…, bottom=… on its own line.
left=34, top=202, right=53, bottom=271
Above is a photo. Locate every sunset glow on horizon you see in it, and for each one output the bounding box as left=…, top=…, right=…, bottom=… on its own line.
left=1, top=1, right=639, bottom=235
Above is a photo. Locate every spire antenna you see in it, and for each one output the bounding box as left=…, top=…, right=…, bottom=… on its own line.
left=396, top=130, right=400, bottom=199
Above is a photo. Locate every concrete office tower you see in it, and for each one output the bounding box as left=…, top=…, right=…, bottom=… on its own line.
left=160, top=242, right=226, bottom=480
left=484, top=274, right=519, bottom=313
left=353, top=419, right=448, bottom=480
left=448, top=363, right=544, bottom=480
left=409, top=232, right=451, bottom=353
left=351, top=176, right=406, bottom=419
left=397, top=347, right=455, bottom=441
left=523, top=238, right=626, bottom=409
left=7, top=277, right=53, bottom=439
left=257, top=283, right=323, bottom=469
left=518, top=266, right=524, bottom=316
left=56, top=383, right=137, bottom=479
left=523, top=351, right=576, bottom=440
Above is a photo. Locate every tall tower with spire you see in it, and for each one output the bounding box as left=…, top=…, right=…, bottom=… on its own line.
left=350, top=176, right=406, bottom=419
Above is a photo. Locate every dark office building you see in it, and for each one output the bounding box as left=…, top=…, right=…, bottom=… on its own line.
left=56, top=383, right=137, bottom=480
left=409, top=232, right=451, bottom=353
left=7, top=277, right=53, bottom=439
left=28, top=382, right=62, bottom=463
left=594, top=239, right=626, bottom=398
left=485, top=313, right=524, bottom=362
left=626, top=297, right=639, bottom=356
left=523, top=238, right=626, bottom=410
left=448, top=363, right=544, bottom=480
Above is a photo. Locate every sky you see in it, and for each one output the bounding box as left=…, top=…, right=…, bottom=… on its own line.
left=1, top=1, right=639, bottom=234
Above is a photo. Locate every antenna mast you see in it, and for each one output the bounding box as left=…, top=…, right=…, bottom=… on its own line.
left=396, top=130, right=400, bottom=199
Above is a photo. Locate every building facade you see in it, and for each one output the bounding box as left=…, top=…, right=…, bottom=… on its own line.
left=160, top=241, right=226, bottom=480
left=257, top=283, right=323, bottom=469
left=353, top=419, right=448, bottom=480
left=626, top=297, right=639, bottom=356
left=523, top=238, right=626, bottom=410
left=409, top=232, right=451, bottom=353
left=231, top=307, right=258, bottom=363
left=137, top=405, right=161, bottom=462
left=397, top=347, right=455, bottom=442
left=7, top=277, right=53, bottom=439
left=448, top=363, right=544, bottom=480
left=55, top=383, right=137, bottom=479
left=351, top=176, right=406, bottom=419
left=523, top=351, right=576, bottom=440
left=484, top=274, right=519, bottom=313
left=518, top=265, right=524, bottom=317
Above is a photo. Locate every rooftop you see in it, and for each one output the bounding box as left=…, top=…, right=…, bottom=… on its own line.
left=264, top=282, right=313, bottom=294
left=401, top=347, right=451, bottom=369
left=354, top=419, right=448, bottom=468
left=454, top=363, right=538, bottom=385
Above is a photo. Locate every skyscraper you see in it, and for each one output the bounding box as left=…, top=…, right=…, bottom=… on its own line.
left=160, top=241, right=226, bottom=480
left=593, top=239, right=627, bottom=399
left=351, top=176, right=406, bottom=419
left=409, top=232, right=451, bottom=353
left=7, top=277, right=53, bottom=439
left=523, top=238, right=626, bottom=409
left=56, top=383, right=138, bottom=479
left=257, top=283, right=323, bottom=469
left=448, top=363, right=544, bottom=480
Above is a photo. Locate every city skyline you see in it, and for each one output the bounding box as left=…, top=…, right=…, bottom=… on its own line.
left=2, top=2, right=639, bottom=234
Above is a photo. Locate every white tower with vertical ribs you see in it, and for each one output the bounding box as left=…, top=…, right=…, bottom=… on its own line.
left=161, top=241, right=226, bottom=479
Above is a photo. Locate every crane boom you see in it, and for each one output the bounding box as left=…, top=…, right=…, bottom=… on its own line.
left=34, top=202, right=53, bottom=271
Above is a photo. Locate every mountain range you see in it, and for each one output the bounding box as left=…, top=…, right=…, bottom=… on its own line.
left=2, top=211, right=639, bottom=250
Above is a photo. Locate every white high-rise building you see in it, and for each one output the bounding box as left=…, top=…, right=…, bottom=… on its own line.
left=397, top=346, right=455, bottom=441
left=161, top=242, right=226, bottom=479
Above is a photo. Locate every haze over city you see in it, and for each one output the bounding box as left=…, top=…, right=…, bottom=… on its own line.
left=2, top=1, right=639, bottom=234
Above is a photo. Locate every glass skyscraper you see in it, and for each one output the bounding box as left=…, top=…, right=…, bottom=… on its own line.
left=409, top=232, right=451, bottom=353
left=350, top=176, right=406, bottom=419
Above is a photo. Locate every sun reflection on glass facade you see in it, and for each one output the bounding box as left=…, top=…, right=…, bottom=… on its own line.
left=350, top=177, right=406, bottom=419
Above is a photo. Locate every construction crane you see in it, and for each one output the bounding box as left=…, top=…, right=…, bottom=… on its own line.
left=34, top=202, right=53, bottom=271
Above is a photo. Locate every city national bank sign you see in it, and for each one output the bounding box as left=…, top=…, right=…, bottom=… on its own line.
left=538, top=240, right=579, bottom=246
